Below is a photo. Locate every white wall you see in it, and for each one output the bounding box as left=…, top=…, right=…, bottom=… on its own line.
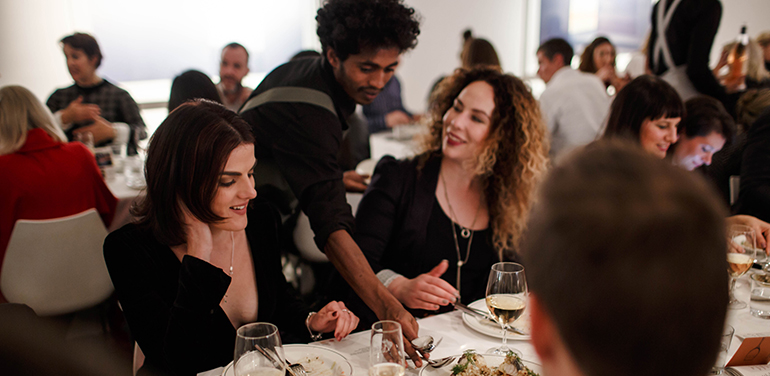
left=396, top=0, right=535, bottom=113
left=711, top=0, right=770, bottom=65
left=1, top=0, right=767, bottom=118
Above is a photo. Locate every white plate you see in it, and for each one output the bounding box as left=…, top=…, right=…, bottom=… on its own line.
left=418, top=353, right=541, bottom=376
left=461, top=299, right=531, bottom=341
left=223, top=344, right=353, bottom=376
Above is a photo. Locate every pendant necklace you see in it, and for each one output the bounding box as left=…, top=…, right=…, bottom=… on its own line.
left=223, top=231, right=235, bottom=304
left=440, top=170, right=482, bottom=296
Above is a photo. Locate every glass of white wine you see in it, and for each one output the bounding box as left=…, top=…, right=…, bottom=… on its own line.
left=234, top=322, right=286, bottom=376
left=727, top=225, right=758, bottom=310
left=369, top=321, right=406, bottom=376
left=485, top=262, right=527, bottom=355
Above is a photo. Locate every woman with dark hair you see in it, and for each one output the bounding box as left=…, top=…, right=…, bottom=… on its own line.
left=602, top=75, right=685, bottom=158
left=669, top=96, right=735, bottom=171
left=46, top=32, right=146, bottom=154
left=168, top=70, right=222, bottom=112
left=103, top=100, right=357, bottom=376
left=578, top=36, right=630, bottom=92
left=348, top=67, right=548, bottom=326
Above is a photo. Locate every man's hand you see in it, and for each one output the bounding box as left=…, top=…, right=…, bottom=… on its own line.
left=323, top=230, right=422, bottom=366
left=727, top=215, right=770, bottom=254
left=343, top=170, right=369, bottom=192
left=385, top=110, right=413, bottom=128
left=72, top=116, right=116, bottom=144
left=61, top=96, right=101, bottom=124
left=388, top=260, right=458, bottom=310
left=381, top=298, right=423, bottom=366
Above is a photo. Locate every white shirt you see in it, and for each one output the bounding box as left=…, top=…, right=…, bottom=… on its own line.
left=539, top=67, right=611, bottom=160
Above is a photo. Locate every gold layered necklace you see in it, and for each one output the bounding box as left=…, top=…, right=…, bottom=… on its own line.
left=440, top=171, right=482, bottom=297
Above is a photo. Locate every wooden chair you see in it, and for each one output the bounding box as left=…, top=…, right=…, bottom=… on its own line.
left=0, top=209, right=114, bottom=316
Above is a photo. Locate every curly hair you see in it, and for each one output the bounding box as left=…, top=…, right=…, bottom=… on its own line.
left=578, top=36, right=615, bottom=74
left=420, top=67, right=549, bottom=255
left=316, top=0, right=420, bottom=61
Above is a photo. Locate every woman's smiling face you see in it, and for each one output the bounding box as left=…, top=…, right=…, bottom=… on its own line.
left=639, top=116, right=681, bottom=159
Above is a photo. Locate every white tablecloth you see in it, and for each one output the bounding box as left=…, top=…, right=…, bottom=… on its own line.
left=201, top=271, right=770, bottom=376
left=105, top=173, right=144, bottom=231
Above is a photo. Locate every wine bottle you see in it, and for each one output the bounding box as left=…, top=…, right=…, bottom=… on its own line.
left=727, top=25, right=749, bottom=82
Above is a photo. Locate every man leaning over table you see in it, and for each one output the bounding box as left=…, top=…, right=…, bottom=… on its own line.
left=237, top=0, right=425, bottom=365
left=523, top=141, right=729, bottom=376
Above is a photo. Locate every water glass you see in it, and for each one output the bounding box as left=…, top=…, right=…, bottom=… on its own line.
left=234, top=323, right=285, bottom=376
left=124, top=154, right=146, bottom=189
left=75, top=131, right=94, bottom=152
left=751, top=273, right=770, bottom=319
left=710, top=325, right=734, bottom=375
left=369, top=321, right=405, bottom=376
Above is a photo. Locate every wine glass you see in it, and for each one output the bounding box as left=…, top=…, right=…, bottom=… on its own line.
left=727, top=225, right=759, bottom=310
left=369, top=321, right=406, bottom=376
left=485, top=262, right=527, bottom=355
left=234, top=322, right=286, bottom=376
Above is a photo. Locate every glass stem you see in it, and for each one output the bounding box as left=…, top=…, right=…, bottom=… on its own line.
left=729, top=277, right=738, bottom=302
left=501, top=324, right=508, bottom=350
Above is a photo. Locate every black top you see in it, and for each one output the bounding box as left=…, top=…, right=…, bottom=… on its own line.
left=649, top=0, right=726, bottom=101
left=239, top=57, right=356, bottom=250
left=103, top=201, right=309, bottom=376
left=46, top=79, right=147, bottom=153
left=345, top=154, right=505, bottom=327
left=735, top=108, right=770, bottom=221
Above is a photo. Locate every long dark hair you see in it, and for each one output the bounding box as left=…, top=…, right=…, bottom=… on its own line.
left=133, top=100, right=255, bottom=246
left=578, top=36, right=614, bottom=74
left=602, top=75, right=684, bottom=142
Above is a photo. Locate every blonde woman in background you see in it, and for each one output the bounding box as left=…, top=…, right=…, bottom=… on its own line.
left=0, top=85, right=116, bottom=302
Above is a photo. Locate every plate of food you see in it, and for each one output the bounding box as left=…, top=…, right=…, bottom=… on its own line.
left=419, top=350, right=541, bottom=376
left=223, top=344, right=353, bottom=376
left=460, top=299, right=531, bottom=340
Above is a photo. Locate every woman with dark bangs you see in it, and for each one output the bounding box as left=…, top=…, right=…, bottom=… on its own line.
left=602, top=75, right=685, bottom=159
left=103, top=100, right=357, bottom=376
left=347, top=67, right=548, bottom=326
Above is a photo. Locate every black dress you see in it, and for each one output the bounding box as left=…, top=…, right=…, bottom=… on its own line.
left=344, top=154, right=509, bottom=328
left=103, top=201, right=310, bottom=376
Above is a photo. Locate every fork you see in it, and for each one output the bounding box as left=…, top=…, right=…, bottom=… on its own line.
left=426, top=355, right=458, bottom=368
left=285, top=359, right=308, bottom=376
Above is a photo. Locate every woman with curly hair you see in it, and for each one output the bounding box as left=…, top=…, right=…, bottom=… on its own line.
left=348, top=67, right=548, bottom=325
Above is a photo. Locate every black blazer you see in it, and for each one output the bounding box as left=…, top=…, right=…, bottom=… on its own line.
left=103, top=200, right=309, bottom=376
left=735, top=108, right=770, bottom=221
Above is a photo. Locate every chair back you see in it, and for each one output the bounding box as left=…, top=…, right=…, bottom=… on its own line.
left=0, top=209, right=114, bottom=316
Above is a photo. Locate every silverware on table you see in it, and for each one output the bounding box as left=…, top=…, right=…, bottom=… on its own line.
left=453, top=302, right=530, bottom=336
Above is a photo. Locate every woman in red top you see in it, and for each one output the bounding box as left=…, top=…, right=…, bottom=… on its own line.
left=0, top=85, right=117, bottom=301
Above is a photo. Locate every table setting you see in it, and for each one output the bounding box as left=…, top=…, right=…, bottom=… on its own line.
left=199, top=235, right=770, bottom=376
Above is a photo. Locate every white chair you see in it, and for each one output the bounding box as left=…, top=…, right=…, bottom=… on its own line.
left=293, top=193, right=363, bottom=263
left=0, top=209, right=114, bottom=316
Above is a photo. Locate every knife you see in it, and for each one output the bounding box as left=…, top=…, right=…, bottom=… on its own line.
left=453, top=302, right=529, bottom=336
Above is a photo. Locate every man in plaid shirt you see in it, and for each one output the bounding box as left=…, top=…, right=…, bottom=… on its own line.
left=47, top=32, right=146, bottom=154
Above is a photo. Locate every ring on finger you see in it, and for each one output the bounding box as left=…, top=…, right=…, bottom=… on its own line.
left=342, top=309, right=350, bottom=313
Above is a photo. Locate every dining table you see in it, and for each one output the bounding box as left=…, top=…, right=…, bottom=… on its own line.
left=105, top=169, right=145, bottom=232
left=200, top=269, right=770, bottom=376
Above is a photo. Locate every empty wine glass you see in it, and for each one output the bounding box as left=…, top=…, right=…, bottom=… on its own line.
left=369, top=321, right=406, bottom=376
left=485, top=262, right=527, bottom=355
left=727, top=225, right=759, bottom=310
left=234, top=322, right=286, bottom=376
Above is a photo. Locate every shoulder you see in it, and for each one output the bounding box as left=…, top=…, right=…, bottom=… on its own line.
left=372, top=155, right=419, bottom=178
left=104, top=223, right=155, bottom=261
left=256, top=58, right=328, bottom=93
left=101, top=80, right=134, bottom=98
